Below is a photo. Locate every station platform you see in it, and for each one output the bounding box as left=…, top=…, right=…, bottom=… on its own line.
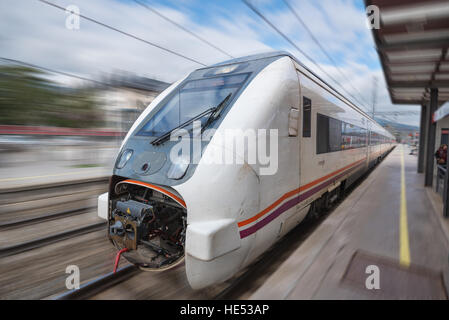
left=251, top=145, right=449, bottom=299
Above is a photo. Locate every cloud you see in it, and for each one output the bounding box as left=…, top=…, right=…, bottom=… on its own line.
left=0, top=0, right=271, bottom=82
left=260, top=0, right=420, bottom=125
left=0, top=0, right=420, bottom=126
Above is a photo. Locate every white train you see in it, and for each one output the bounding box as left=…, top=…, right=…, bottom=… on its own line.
left=97, top=51, right=395, bottom=289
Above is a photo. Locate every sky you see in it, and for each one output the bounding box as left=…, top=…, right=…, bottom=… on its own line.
left=0, top=0, right=421, bottom=126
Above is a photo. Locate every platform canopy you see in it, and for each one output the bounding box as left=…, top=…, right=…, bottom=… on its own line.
left=366, top=0, right=449, bottom=105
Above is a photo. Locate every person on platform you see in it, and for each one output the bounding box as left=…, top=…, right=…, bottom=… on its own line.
left=435, top=144, right=448, bottom=166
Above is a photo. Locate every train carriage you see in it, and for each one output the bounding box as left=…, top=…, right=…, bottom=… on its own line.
left=97, top=51, right=395, bottom=289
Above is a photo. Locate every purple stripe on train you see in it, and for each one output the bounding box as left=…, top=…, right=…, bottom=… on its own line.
left=239, top=161, right=365, bottom=239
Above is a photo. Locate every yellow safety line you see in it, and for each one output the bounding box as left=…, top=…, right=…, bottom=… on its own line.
left=0, top=170, right=105, bottom=183
left=400, top=145, right=411, bottom=267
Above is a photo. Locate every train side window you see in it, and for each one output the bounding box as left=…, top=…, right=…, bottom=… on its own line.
left=303, top=97, right=311, bottom=137
left=317, top=113, right=369, bottom=153
left=329, top=117, right=342, bottom=151
left=316, top=113, right=329, bottom=154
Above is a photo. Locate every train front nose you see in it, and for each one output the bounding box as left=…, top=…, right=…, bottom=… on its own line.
left=107, top=178, right=187, bottom=271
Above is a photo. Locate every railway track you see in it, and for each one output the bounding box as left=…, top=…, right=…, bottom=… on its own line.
left=55, top=265, right=139, bottom=300
left=0, top=205, right=95, bottom=230
left=54, top=262, right=225, bottom=300
left=0, top=229, right=121, bottom=299
left=0, top=221, right=106, bottom=258
left=0, top=177, right=122, bottom=299
left=0, top=177, right=108, bottom=202
left=53, top=220, right=316, bottom=301
left=0, top=176, right=109, bottom=257
left=0, top=176, right=108, bottom=216
left=50, top=196, right=346, bottom=300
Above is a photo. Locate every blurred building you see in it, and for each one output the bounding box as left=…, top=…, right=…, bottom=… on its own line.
left=96, top=75, right=170, bottom=133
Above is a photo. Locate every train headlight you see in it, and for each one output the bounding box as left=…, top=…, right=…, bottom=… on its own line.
left=204, top=62, right=248, bottom=77
left=212, top=65, right=239, bottom=74
left=116, top=149, right=133, bottom=169
left=167, top=158, right=189, bottom=180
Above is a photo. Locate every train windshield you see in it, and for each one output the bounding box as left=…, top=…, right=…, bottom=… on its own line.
left=137, top=73, right=250, bottom=136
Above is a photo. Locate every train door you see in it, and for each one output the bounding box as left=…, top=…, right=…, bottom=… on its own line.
left=278, top=75, right=305, bottom=237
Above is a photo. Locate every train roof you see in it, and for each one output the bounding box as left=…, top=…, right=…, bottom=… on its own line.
left=211, top=51, right=292, bottom=66
left=209, top=51, right=393, bottom=138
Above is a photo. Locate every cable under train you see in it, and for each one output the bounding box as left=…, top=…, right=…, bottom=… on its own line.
left=97, top=51, right=395, bottom=289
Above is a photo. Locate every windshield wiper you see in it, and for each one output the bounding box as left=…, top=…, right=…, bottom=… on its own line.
left=151, top=107, right=214, bottom=145
left=151, top=93, right=232, bottom=146
left=202, top=93, right=232, bottom=133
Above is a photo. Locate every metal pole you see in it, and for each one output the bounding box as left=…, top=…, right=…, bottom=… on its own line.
left=436, top=167, right=440, bottom=193
left=371, top=76, right=377, bottom=119
left=424, top=88, right=438, bottom=187
left=444, top=166, right=449, bottom=218
left=417, top=104, right=426, bottom=173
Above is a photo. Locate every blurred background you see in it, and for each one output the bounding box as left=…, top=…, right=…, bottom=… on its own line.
left=0, top=0, right=420, bottom=183
left=1, top=0, right=448, bottom=301
left=0, top=60, right=169, bottom=179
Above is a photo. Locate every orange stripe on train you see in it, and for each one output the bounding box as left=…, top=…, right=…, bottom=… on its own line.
left=237, top=157, right=366, bottom=228
left=121, top=179, right=186, bottom=208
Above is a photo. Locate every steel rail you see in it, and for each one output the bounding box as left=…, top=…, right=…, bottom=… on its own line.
left=0, top=206, right=95, bottom=230
left=54, top=265, right=139, bottom=300
left=0, top=176, right=109, bottom=196
left=0, top=221, right=106, bottom=258
left=0, top=177, right=108, bottom=208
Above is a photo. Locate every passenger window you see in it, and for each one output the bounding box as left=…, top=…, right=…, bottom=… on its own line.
left=288, top=108, right=299, bottom=137
left=317, top=112, right=367, bottom=154
left=316, top=113, right=329, bottom=154
left=303, top=97, right=311, bottom=137
left=328, top=117, right=342, bottom=152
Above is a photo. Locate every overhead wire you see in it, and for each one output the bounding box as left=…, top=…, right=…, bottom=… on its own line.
left=133, top=0, right=234, bottom=59
left=242, top=0, right=371, bottom=112
left=281, top=0, right=372, bottom=109
left=35, top=0, right=405, bottom=124
left=38, top=0, right=207, bottom=66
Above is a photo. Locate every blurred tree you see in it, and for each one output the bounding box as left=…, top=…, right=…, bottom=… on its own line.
left=0, top=65, right=103, bottom=128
